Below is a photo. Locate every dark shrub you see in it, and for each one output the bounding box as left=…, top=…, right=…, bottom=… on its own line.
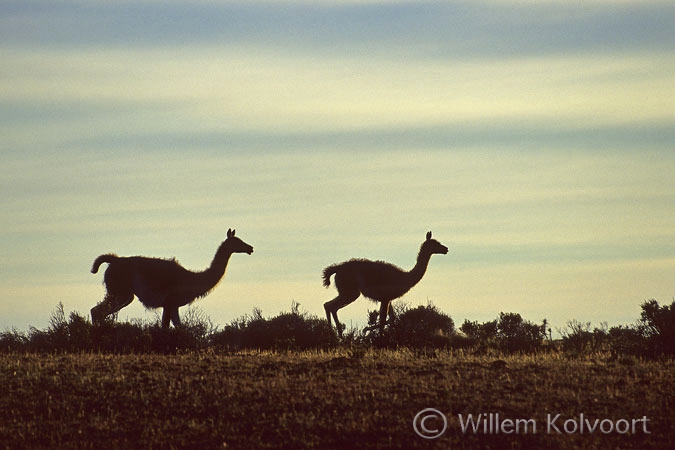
left=65, top=311, right=93, bottom=351
left=460, top=319, right=498, bottom=345
left=0, top=328, right=28, bottom=352
left=263, top=312, right=337, bottom=351
left=639, top=299, right=675, bottom=356
left=11, top=303, right=216, bottom=354
left=22, top=304, right=94, bottom=352
left=149, top=325, right=203, bottom=353
left=596, top=300, right=675, bottom=359
left=370, top=304, right=455, bottom=349
left=91, top=320, right=152, bottom=353
left=559, top=320, right=610, bottom=356
left=607, top=325, right=649, bottom=357
left=495, top=312, right=547, bottom=353
left=211, top=304, right=339, bottom=351
left=460, top=312, right=547, bottom=353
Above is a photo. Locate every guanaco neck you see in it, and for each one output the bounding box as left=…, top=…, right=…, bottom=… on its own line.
left=195, top=242, right=234, bottom=295
left=406, top=244, right=433, bottom=288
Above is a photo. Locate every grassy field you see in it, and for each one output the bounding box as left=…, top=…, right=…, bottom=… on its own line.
left=1, top=350, right=673, bottom=450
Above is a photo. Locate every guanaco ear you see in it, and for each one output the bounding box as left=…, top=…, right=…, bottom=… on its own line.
left=426, top=231, right=432, bottom=241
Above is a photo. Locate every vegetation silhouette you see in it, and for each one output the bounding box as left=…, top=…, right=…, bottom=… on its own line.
left=360, top=303, right=457, bottom=350
left=90, top=228, right=253, bottom=328
left=558, top=299, right=675, bottom=358
left=2, top=299, right=672, bottom=358
left=460, top=312, right=548, bottom=353
left=211, top=302, right=338, bottom=351
left=322, top=231, right=448, bottom=337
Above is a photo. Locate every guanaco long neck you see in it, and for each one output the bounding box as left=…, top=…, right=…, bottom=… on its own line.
left=194, top=243, right=234, bottom=296
left=406, top=245, right=433, bottom=288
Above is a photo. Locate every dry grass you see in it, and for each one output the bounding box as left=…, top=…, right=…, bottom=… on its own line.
left=1, top=350, right=673, bottom=449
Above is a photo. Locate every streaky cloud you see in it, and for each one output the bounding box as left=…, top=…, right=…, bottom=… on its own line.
left=0, top=1, right=672, bottom=58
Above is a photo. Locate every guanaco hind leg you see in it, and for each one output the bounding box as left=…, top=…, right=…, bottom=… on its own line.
left=162, top=306, right=181, bottom=328
left=323, top=296, right=342, bottom=330
left=91, top=293, right=133, bottom=325
left=324, top=291, right=360, bottom=337
left=378, top=300, right=391, bottom=333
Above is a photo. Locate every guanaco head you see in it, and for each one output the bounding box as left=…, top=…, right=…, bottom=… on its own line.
left=225, top=228, right=254, bottom=255
left=423, top=231, right=448, bottom=255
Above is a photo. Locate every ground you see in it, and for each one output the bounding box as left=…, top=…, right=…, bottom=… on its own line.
left=1, top=350, right=673, bottom=449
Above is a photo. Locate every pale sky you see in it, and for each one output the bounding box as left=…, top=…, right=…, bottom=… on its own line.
left=1, top=0, right=674, bottom=333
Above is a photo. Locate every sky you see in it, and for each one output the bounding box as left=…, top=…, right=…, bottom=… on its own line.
left=1, top=0, right=674, bottom=334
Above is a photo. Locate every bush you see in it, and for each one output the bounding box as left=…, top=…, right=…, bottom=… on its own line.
left=91, top=320, right=152, bottom=353
left=559, top=320, right=610, bottom=356
left=595, top=299, right=675, bottom=359
left=22, top=303, right=95, bottom=352
left=0, top=328, right=29, bottom=352
left=0, top=303, right=215, bottom=354
left=211, top=303, right=339, bottom=351
left=639, top=299, right=675, bottom=356
left=90, top=306, right=214, bottom=353
left=460, top=319, right=498, bottom=342
left=367, top=303, right=456, bottom=350
left=460, top=312, right=548, bottom=353
left=495, top=312, right=548, bottom=353
left=606, top=325, right=649, bottom=357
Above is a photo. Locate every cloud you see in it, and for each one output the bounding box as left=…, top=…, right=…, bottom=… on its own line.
left=1, top=1, right=672, bottom=57
left=3, top=45, right=673, bottom=154
left=3, top=1, right=672, bottom=152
